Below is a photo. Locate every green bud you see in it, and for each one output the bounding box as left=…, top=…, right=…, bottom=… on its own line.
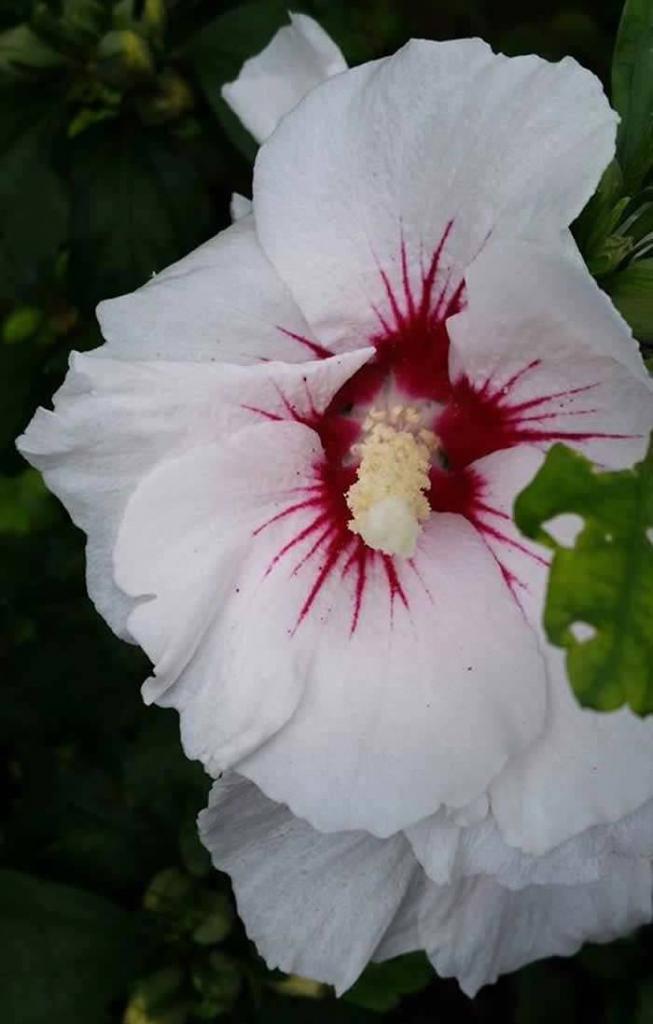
left=112, top=0, right=136, bottom=31
left=97, top=28, right=154, bottom=85
left=124, top=967, right=188, bottom=1024
left=3, top=307, right=43, bottom=345
left=272, top=975, right=328, bottom=999
left=191, top=891, right=233, bottom=946
left=142, top=0, right=166, bottom=46
left=136, top=71, right=193, bottom=125
left=191, top=953, right=241, bottom=1019
left=62, top=0, right=107, bottom=44
left=143, top=867, right=194, bottom=915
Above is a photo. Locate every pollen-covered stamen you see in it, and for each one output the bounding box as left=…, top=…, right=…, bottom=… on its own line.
left=346, top=407, right=438, bottom=558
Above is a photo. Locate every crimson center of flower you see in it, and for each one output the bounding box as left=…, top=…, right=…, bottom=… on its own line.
left=253, top=229, right=624, bottom=632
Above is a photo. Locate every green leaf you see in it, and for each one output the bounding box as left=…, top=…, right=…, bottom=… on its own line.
left=606, top=258, right=653, bottom=342
left=515, top=440, right=653, bottom=715
left=636, top=979, right=653, bottom=1024
left=513, top=962, right=579, bottom=1024
left=69, top=121, right=213, bottom=308
left=0, top=85, right=68, bottom=302
left=343, top=953, right=433, bottom=1012
left=61, top=0, right=107, bottom=45
left=573, top=161, right=633, bottom=277
left=0, top=23, right=66, bottom=78
left=184, top=0, right=289, bottom=160
left=0, top=870, right=145, bottom=1024
left=612, top=0, right=653, bottom=191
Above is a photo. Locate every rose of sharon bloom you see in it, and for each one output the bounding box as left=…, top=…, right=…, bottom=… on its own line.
left=18, top=14, right=653, bottom=996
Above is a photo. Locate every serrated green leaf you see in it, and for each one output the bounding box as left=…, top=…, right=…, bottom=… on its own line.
left=606, top=258, right=653, bottom=342
left=0, top=870, right=144, bottom=1024
left=343, top=953, right=433, bottom=1013
left=515, top=440, right=653, bottom=715
left=69, top=121, right=213, bottom=308
left=612, top=0, right=653, bottom=191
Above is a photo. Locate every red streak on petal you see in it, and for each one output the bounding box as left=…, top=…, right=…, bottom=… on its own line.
left=436, top=373, right=632, bottom=469
left=264, top=510, right=332, bottom=577
left=253, top=494, right=323, bottom=537
left=293, top=530, right=349, bottom=633
left=241, top=405, right=282, bottom=422
left=370, top=224, right=465, bottom=401
left=382, top=554, right=409, bottom=614
left=342, top=542, right=369, bottom=634
left=278, top=326, right=333, bottom=360
left=427, top=463, right=547, bottom=602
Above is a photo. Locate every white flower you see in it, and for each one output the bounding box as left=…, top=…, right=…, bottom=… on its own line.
left=18, top=15, right=653, bottom=994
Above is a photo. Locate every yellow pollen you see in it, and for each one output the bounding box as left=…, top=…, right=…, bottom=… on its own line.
left=346, top=410, right=437, bottom=558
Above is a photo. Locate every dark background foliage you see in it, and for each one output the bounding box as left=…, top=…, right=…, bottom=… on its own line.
left=2, top=1, right=652, bottom=1022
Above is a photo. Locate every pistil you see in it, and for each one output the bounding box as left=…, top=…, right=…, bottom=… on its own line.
left=345, top=408, right=437, bottom=557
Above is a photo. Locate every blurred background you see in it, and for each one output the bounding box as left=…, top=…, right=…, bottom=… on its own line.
left=2, top=1, right=652, bottom=1022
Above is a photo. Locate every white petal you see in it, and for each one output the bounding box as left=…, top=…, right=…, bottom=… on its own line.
left=222, top=13, right=347, bottom=144
left=230, top=192, right=252, bottom=222
left=199, top=777, right=653, bottom=997
left=491, top=655, right=653, bottom=856
left=236, top=511, right=546, bottom=837
left=253, top=39, right=616, bottom=347
left=425, top=238, right=653, bottom=855
left=420, top=860, right=652, bottom=997
left=116, top=423, right=321, bottom=760
left=449, top=445, right=653, bottom=855
left=447, top=238, right=651, bottom=414
left=96, top=216, right=319, bottom=365
left=17, top=353, right=234, bottom=639
left=372, top=871, right=426, bottom=963
left=17, top=349, right=367, bottom=641
left=199, top=775, right=653, bottom=998
left=111, top=352, right=370, bottom=763
left=407, top=796, right=653, bottom=892
left=198, top=774, right=417, bottom=994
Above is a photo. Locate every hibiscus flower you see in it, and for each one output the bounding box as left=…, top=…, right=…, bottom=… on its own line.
left=18, top=14, right=653, bottom=996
